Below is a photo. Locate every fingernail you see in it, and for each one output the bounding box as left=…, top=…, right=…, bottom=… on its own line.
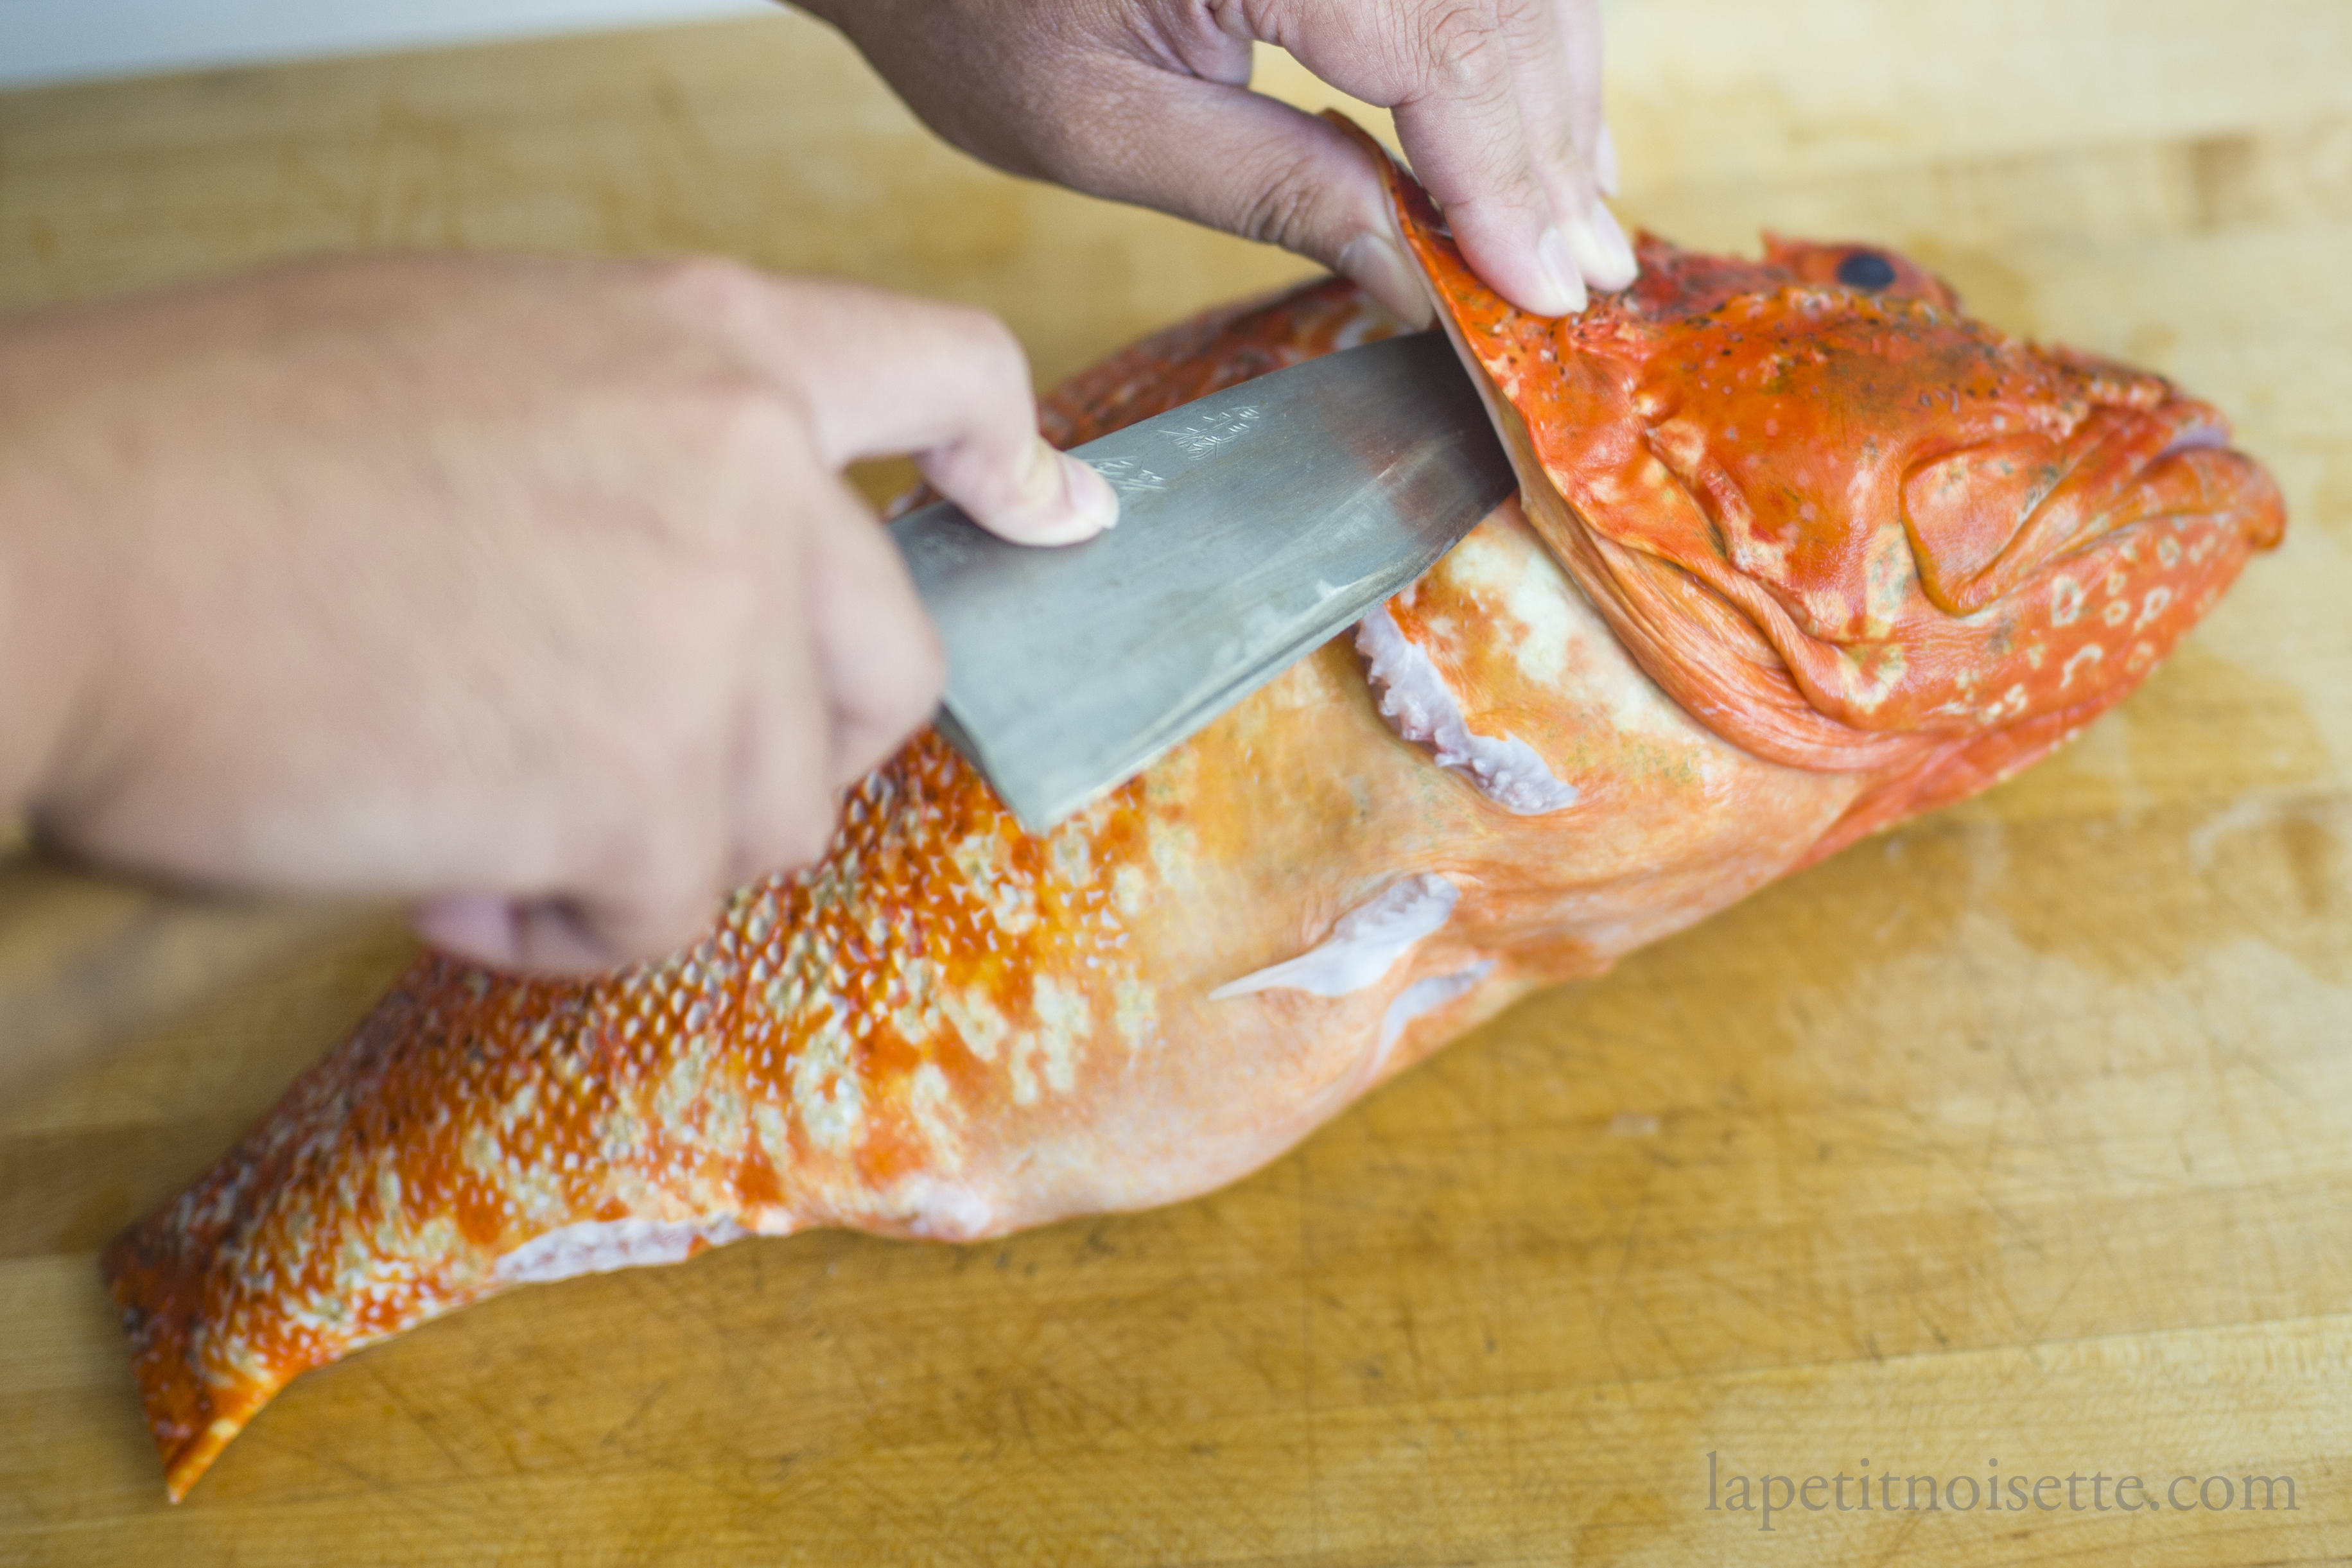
left=1593, top=123, right=1621, bottom=198
left=1535, top=225, right=1589, bottom=316
left=1337, top=232, right=1434, bottom=329
left=1574, top=202, right=1639, bottom=292
left=1058, top=447, right=1120, bottom=534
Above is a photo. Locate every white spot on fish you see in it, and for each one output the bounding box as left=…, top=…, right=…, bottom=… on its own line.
left=791, top=1009, right=863, bottom=1153
left=1011, top=976, right=1090, bottom=1104
left=1863, top=525, right=1913, bottom=638
left=1050, top=830, right=1092, bottom=887
left=907, top=1062, right=963, bottom=1172
left=1113, top=977, right=1158, bottom=1052
left=1111, top=866, right=1147, bottom=919
left=941, top=989, right=1009, bottom=1063
left=2050, top=575, right=2085, bottom=627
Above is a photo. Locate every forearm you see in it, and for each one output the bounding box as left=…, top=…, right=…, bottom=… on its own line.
left=0, top=311, right=104, bottom=829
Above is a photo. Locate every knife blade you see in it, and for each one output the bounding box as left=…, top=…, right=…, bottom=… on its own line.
left=885, top=329, right=1515, bottom=833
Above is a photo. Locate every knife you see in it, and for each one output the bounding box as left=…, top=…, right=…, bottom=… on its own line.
left=886, top=329, right=1515, bottom=833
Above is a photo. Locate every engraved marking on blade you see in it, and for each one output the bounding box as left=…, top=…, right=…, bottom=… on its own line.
left=1085, top=455, right=1169, bottom=494
left=1158, top=405, right=1262, bottom=459
left=914, top=530, right=979, bottom=569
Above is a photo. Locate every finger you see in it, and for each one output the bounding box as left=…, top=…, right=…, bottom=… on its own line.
left=1488, top=0, right=1635, bottom=292
left=1241, top=0, right=1573, bottom=313
left=714, top=475, right=850, bottom=888
left=922, top=424, right=1120, bottom=548
left=564, top=865, right=729, bottom=971
left=749, top=284, right=1117, bottom=545
left=1539, top=0, right=1635, bottom=284
left=1463, top=0, right=1595, bottom=253
left=413, top=891, right=717, bottom=976
left=797, top=476, right=945, bottom=790
left=1371, top=0, right=1631, bottom=302
left=443, top=715, right=738, bottom=975
left=1226, top=0, right=1632, bottom=306
left=1056, top=8, right=1590, bottom=317
left=413, top=894, right=537, bottom=971
left=1553, top=0, right=1607, bottom=177
left=1014, top=60, right=1442, bottom=324
left=715, top=471, right=937, bottom=895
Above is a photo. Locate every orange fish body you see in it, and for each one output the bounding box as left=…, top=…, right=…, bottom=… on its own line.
left=105, top=160, right=2284, bottom=1499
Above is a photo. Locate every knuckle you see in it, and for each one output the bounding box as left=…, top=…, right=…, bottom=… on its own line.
left=677, top=374, right=815, bottom=485
left=1416, top=4, right=1510, bottom=98
left=644, top=253, right=771, bottom=324
left=709, top=379, right=808, bottom=458
left=1234, top=148, right=1340, bottom=256
left=932, top=302, right=1030, bottom=391
left=559, top=830, right=727, bottom=966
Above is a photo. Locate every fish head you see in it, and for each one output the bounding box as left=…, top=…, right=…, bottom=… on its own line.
left=1352, top=116, right=2286, bottom=773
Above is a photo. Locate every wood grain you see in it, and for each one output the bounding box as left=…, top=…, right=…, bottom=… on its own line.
left=2, top=5, right=2349, bottom=1562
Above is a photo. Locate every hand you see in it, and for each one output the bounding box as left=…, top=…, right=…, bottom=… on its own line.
left=0, top=254, right=1115, bottom=973
left=797, top=0, right=1635, bottom=320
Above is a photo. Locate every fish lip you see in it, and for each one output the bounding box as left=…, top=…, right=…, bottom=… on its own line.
left=1973, top=397, right=2256, bottom=600
left=2003, top=396, right=2280, bottom=591
left=2113, top=399, right=2250, bottom=518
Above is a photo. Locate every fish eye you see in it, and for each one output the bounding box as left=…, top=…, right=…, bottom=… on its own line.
left=1836, top=250, right=1898, bottom=290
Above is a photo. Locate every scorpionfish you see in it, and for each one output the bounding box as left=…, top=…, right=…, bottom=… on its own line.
left=104, top=144, right=2285, bottom=1499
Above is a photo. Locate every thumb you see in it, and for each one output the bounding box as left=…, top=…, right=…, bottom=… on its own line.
left=1052, top=65, right=1439, bottom=326
left=733, top=280, right=1121, bottom=546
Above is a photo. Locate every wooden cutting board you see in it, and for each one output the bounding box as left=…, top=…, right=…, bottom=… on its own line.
left=4, top=6, right=2350, bottom=1562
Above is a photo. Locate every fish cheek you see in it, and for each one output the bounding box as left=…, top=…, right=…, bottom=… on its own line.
left=1901, top=433, right=2058, bottom=614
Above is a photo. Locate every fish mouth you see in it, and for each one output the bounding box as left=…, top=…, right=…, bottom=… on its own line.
left=2154, top=420, right=2230, bottom=462
left=1903, top=394, right=2279, bottom=620
left=2082, top=399, right=2284, bottom=559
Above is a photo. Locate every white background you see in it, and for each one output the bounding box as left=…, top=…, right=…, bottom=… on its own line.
left=0, top=0, right=775, bottom=89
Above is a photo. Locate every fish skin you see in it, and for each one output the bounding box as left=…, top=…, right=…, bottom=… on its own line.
left=103, top=162, right=2284, bottom=1499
